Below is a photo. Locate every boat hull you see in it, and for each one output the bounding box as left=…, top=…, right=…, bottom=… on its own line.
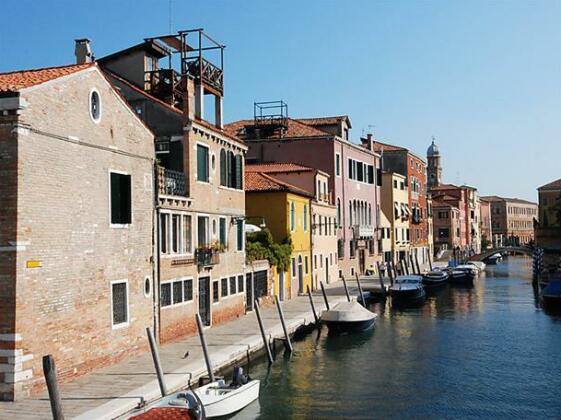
left=323, top=317, right=376, bottom=333
left=195, top=379, right=260, bottom=418
left=390, top=288, right=426, bottom=305
left=422, top=274, right=449, bottom=289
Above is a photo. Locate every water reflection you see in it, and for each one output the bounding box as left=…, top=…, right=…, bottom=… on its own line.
left=239, top=257, right=561, bottom=419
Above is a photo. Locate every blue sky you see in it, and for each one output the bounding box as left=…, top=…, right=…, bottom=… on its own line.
left=1, top=0, right=559, bottom=201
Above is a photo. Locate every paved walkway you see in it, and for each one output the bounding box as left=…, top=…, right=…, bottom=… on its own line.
left=0, top=281, right=358, bottom=420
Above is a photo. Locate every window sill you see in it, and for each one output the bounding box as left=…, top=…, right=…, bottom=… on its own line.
left=161, top=300, right=194, bottom=309
left=112, top=322, right=130, bottom=330
left=110, top=223, right=131, bottom=229
left=218, top=185, right=244, bottom=193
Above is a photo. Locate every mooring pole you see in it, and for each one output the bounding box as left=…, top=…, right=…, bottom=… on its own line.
left=341, top=277, right=351, bottom=302
left=320, top=281, right=330, bottom=310
left=275, top=295, right=293, bottom=353
left=400, top=259, right=407, bottom=275
left=42, top=355, right=64, bottom=420
left=428, top=250, right=434, bottom=271
left=376, top=261, right=385, bottom=291
left=195, top=313, right=215, bottom=382
left=388, top=261, right=395, bottom=286
left=307, top=285, right=319, bottom=325
left=146, top=327, right=167, bottom=397
left=355, top=274, right=366, bottom=307
left=254, top=300, right=274, bottom=364
left=409, top=254, right=417, bottom=274
left=415, top=252, right=422, bottom=274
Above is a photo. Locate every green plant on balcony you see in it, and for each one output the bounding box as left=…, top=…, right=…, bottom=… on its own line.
left=246, top=228, right=292, bottom=272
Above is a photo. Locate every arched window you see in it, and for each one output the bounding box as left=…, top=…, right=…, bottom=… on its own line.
left=336, top=198, right=341, bottom=227
left=290, top=202, right=295, bottom=231
left=220, top=149, right=227, bottom=186
left=303, top=204, right=308, bottom=231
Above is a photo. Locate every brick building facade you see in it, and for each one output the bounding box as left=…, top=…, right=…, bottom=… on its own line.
left=0, top=64, right=155, bottom=400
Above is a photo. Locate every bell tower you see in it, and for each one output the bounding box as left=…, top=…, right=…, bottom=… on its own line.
left=427, top=136, right=442, bottom=189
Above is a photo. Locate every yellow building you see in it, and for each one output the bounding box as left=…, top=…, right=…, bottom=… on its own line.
left=245, top=170, right=312, bottom=300
left=381, top=171, right=411, bottom=261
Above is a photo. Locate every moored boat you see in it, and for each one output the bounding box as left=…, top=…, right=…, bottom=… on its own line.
left=390, top=275, right=426, bottom=305
left=422, top=270, right=449, bottom=289
left=449, top=265, right=476, bottom=285
left=541, top=280, right=561, bottom=312
left=130, top=366, right=259, bottom=419
left=321, top=300, right=377, bottom=333
left=486, top=253, right=503, bottom=265
left=466, top=261, right=486, bottom=272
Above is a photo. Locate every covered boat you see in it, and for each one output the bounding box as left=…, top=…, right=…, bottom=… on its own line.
left=321, top=300, right=377, bottom=333
left=486, top=252, right=503, bottom=265
left=390, top=275, right=426, bottom=305
left=466, top=261, right=486, bottom=272
left=422, top=270, right=449, bottom=289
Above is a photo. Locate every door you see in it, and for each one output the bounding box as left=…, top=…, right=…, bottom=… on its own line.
left=279, top=272, right=285, bottom=301
left=198, top=276, right=211, bottom=326
left=298, top=255, right=304, bottom=294
left=359, top=249, right=366, bottom=274
left=325, top=257, right=329, bottom=284
left=245, top=273, right=253, bottom=311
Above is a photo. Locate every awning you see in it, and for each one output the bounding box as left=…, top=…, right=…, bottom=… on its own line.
left=403, top=204, right=411, bottom=216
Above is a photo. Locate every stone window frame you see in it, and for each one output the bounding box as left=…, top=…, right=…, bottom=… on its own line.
left=108, top=169, right=133, bottom=229
left=110, top=279, right=129, bottom=330
left=160, top=277, right=195, bottom=309
left=89, top=87, right=102, bottom=124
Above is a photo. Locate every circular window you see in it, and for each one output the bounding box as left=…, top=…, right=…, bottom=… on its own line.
left=90, top=89, right=101, bottom=123
left=144, top=276, right=151, bottom=297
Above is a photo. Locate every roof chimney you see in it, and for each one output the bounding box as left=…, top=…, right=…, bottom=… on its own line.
left=75, top=39, right=94, bottom=64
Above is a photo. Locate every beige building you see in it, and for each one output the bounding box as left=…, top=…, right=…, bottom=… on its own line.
left=381, top=172, right=411, bottom=262
left=481, top=196, right=538, bottom=246
left=0, top=63, right=155, bottom=400
left=100, top=31, right=252, bottom=341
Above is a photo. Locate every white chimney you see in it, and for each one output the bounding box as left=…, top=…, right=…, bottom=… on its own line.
left=75, top=39, right=93, bottom=64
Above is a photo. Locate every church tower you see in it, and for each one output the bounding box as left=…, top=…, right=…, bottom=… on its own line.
left=427, top=137, right=442, bottom=189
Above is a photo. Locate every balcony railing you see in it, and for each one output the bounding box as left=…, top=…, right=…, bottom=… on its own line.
left=186, top=57, right=224, bottom=93
left=157, top=165, right=187, bottom=197
left=353, top=224, right=375, bottom=239
left=195, top=247, right=220, bottom=267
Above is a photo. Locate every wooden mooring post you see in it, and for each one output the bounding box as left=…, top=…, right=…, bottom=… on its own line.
left=320, top=281, right=330, bottom=310
left=388, top=261, right=395, bottom=286
left=195, top=313, right=215, bottom=382
left=428, top=250, right=434, bottom=271
left=307, top=285, right=319, bottom=325
left=254, top=300, right=274, bottom=364
left=409, top=254, right=417, bottom=274
left=275, top=295, right=293, bottom=353
left=341, top=277, right=351, bottom=302
left=146, top=327, right=167, bottom=397
left=376, top=261, right=385, bottom=292
left=355, top=274, right=366, bottom=307
left=415, top=252, right=422, bottom=274
left=42, top=355, right=64, bottom=420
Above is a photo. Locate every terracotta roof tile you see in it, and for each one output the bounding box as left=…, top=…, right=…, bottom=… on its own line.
left=480, top=195, right=537, bottom=205
left=372, top=141, right=407, bottom=152
left=298, top=115, right=351, bottom=128
left=538, top=178, right=561, bottom=191
left=245, top=163, right=314, bottom=173
left=245, top=171, right=312, bottom=197
left=224, top=118, right=329, bottom=141
left=0, top=63, right=94, bottom=92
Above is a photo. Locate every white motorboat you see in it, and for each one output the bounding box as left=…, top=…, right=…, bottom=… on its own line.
left=194, top=374, right=260, bottom=418
left=130, top=367, right=259, bottom=419
left=450, top=265, right=477, bottom=285
left=321, top=300, right=377, bottom=333
left=390, top=275, right=426, bottom=305
left=422, top=270, right=449, bottom=289
left=486, top=252, right=503, bottom=265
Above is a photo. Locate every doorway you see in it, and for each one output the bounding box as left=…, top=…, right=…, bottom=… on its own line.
left=245, top=273, right=253, bottom=312
left=279, top=271, right=285, bottom=301
left=298, top=255, right=303, bottom=294
left=198, top=276, right=211, bottom=326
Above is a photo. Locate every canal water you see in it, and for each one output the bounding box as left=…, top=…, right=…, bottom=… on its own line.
left=233, top=256, right=561, bottom=419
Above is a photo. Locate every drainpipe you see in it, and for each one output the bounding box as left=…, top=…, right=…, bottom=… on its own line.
left=153, top=163, right=162, bottom=342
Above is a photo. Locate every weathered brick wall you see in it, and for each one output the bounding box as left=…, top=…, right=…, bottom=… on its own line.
left=6, top=67, right=155, bottom=400
left=0, top=113, right=19, bottom=400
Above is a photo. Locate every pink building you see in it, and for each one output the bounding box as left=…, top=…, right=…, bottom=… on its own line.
left=226, top=110, right=382, bottom=278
